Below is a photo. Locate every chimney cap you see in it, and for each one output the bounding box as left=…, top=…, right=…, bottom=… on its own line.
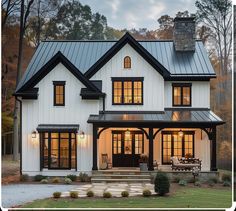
left=174, top=17, right=195, bottom=22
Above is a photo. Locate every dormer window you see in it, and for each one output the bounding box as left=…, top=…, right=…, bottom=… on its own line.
left=172, top=83, right=191, bottom=106
left=53, top=81, right=65, bottom=106
left=124, top=56, right=131, bottom=68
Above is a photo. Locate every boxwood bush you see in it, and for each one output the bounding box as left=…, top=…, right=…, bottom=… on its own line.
left=53, top=192, right=61, bottom=198
left=154, top=172, right=170, bottom=196
left=143, top=189, right=151, bottom=197
left=64, top=177, right=72, bottom=184
left=103, top=192, right=112, bottom=198
left=34, top=174, right=47, bottom=182
left=87, top=190, right=94, bottom=197
left=66, top=174, right=77, bottom=182
left=121, top=191, right=129, bottom=197
left=70, top=191, right=79, bottom=198
left=178, top=179, right=187, bottom=186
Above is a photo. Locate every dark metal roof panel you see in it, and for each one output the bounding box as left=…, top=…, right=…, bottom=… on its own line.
left=87, top=109, right=223, bottom=125
left=16, top=40, right=215, bottom=91
left=37, top=124, right=80, bottom=132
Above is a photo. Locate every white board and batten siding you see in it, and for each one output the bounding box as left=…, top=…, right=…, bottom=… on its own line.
left=91, top=44, right=165, bottom=111
left=164, top=81, right=210, bottom=108
left=21, top=63, right=99, bottom=176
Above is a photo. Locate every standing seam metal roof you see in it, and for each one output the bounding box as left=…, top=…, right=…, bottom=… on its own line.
left=16, top=40, right=216, bottom=91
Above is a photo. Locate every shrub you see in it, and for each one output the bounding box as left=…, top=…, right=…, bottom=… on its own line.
left=143, top=189, right=151, bottom=197
left=208, top=176, right=218, bottom=184
left=208, top=180, right=215, bottom=187
left=171, top=176, right=181, bottom=183
left=87, top=190, right=94, bottom=197
left=194, top=181, right=201, bottom=187
left=64, top=178, right=72, bottom=184
left=53, top=192, right=61, bottom=198
left=103, top=192, right=112, bottom=198
left=70, top=191, right=79, bottom=198
left=66, top=174, right=77, bottom=182
left=79, top=173, right=90, bottom=182
left=187, top=177, right=198, bottom=183
left=52, top=177, right=60, bottom=183
left=223, top=181, right=231, bottom=187
left=20, top=174, right=29, bottom=182
left=178, top=180, right=187, bottom=186
left=40, top=179, right=48, bottom=184
left=221, top=174, right=231, bottom=182
left=121, top=191, right=129, bottom=197
left=34, top=174, right=47, bottom=182
left=154, top=172, right=170, bottom=196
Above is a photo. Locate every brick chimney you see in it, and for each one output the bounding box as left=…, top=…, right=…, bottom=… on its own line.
left=173, top=17, right=195, bottom=51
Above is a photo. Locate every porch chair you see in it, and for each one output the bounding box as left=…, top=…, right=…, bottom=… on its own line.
left=100, top=153, right=112, bottom=170
left=170, top=156, right=201, bottom=171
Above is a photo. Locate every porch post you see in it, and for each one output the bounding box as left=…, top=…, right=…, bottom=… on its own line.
left=210, top=126, right=217, bottom=171
left=148, top=127, right=154, bottom=171
left=92, top=125, right=98, bottom=170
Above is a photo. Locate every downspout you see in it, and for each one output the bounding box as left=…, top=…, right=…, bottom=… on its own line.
left=15, top=96, right=22, bottom=175
left=102, top=95, right=105, bottom=113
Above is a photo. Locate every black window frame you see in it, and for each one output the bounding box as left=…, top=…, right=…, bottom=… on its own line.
left=172, top=83, right=192, bottom=107
left=53, top=81, right=65, bottom=106
left=40, top=131, right=77, bottom=170
left=112, top=77, right=144, bottom=105
left=162, top=131, right=195, bottom=165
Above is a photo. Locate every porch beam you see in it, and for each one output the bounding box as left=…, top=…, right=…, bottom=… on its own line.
left=210, top=126, right=217, bottom=171
left=92, top=125, right=98, bottom=170
left=148, top=127, right=154, bottom=171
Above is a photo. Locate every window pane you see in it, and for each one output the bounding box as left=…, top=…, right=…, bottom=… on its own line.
left=50, top=138, right=59, bottom=168
left=173, top=87, right=181, bottom=105
left=60, top=138, right=69, bottom=168
left=43, top=138, right=48, bottom=168
left=183, top=87, right=190, bottom=105
left=113, top=82, right=122, bottom=104
left=184, top=134, right=193, bottom=158
left=124, top=56, right=131, bottom=68
left=54, top=85, right=64, bottom=105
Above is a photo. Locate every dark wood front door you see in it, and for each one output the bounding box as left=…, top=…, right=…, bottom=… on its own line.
left=112, top=131, right=144, bottom=167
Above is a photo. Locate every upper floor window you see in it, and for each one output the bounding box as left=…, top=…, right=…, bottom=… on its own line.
left=53, top=81, right=65, bottom=106
left=124, top=56, right=131, bottom=68
left=112, top=77, right=143, bottom=105
left=172, top=83, right=191, bottom=106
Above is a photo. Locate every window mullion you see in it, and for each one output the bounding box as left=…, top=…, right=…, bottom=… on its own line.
left=132, top=81, right=134, bottom=104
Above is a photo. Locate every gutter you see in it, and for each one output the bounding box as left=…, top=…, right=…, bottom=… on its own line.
left=15, top=96, right=22, bottom=175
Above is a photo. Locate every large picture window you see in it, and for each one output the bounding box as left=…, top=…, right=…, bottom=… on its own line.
left=41, top=132, right=76, bottom=169
left=162, top=131, right=194, bottom=164
left=53, top=81, right=65, bottom=106
left=172, top=83, right=191, bottom=106
left=112, top=78, right=143, bottom=105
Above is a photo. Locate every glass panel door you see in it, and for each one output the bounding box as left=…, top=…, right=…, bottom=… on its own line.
left=163, top=134, right=172, bottom=164
left=60, top=133, right=69, bottom=168
left=173, top=134, right=182, bottom=159
left=50, top=133, right=59, bottom=168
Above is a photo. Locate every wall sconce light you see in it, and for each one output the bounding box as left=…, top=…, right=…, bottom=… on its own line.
left=32, top=130, right=37, bottom=139
left=80, top=131, right=85, bottom=139
left=178, top=129, right=184, bottom=137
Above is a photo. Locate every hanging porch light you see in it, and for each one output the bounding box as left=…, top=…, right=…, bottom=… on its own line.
left=125, top=129, right=131, bottom=139
left=178, top=129, right=184, bottom=137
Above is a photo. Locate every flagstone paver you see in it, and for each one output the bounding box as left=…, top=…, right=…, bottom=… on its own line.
left=61, top=182, right=154, bottom=198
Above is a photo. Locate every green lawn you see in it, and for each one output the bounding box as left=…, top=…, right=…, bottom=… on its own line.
left=22, top=186, right=232, bottom=208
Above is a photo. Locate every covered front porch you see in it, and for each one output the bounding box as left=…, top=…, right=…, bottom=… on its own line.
left=88, top=109, right=224, bottom=172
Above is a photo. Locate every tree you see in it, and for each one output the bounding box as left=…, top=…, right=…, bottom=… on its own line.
left=195, top=0, right=232, bottom=75
left=2, top=0, right=20, bottom=29
left=156, top=15, right=174, bottom=39
left=13, top=0, right=35, bottom=161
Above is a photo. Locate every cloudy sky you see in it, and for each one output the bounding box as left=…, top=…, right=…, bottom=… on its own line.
left=80, top=0, right=196, bottom=30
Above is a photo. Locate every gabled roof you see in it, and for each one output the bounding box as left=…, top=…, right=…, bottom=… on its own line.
left=16, top=33, right=216, bottom=92
left=16, top=51, right=101, bottom=93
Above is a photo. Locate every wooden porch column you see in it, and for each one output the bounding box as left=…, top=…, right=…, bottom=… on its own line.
left=148, top=127, right=154, bottom=171
left=210, top=127, right=217, bottom=171
left=92, top=125, right=98, bottom=170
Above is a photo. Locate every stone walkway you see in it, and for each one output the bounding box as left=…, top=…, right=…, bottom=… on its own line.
left=62, top=182, right=155, bottom=197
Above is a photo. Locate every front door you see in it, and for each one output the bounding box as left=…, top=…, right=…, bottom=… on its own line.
left=112, top=131, right=144, bottom=167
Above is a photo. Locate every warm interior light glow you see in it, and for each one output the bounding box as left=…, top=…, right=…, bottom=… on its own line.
left=125, top=129, right=131, bottom=139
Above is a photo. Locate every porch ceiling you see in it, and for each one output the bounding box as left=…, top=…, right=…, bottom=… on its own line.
left=87, top=108, right=224, bottom=127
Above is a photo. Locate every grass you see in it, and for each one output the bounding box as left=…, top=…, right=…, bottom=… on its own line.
left=21, top=187, right=232, bottom=208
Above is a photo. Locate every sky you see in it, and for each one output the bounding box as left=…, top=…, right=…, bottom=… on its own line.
left=79, top=0, right=196, bottom=30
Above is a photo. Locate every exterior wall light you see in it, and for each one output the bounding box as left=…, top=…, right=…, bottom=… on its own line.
left=32, top=130, right=37, bottom=138
left=80, top=131, right=85, bottom=139
left=178, top=129, right=184, bottom=137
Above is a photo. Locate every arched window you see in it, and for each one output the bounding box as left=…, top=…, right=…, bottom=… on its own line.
left=124, top=56, right=131, bottom=68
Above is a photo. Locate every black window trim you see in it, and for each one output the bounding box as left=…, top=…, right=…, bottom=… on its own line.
left=172, top=83, right=192, bottom=107
left=111, top=77, right=144, bottom=105
left=53, top=81, right=66, bottom=106
left=40, top=131, right=77, bottom=170
left=124, top=56, right=131, bottom=69
left=161, top=130, right=195, bottom=165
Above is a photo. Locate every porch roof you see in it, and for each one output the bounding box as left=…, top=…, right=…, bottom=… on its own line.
left=37, top=124, right=80, bottom=132
left=87, top=109, right=224, bottom=127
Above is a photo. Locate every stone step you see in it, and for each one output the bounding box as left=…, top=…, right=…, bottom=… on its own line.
left=92, top=170, right=150, bottom=175
left=91, top=178, right=151, bottom=183
left=92, top=174, right=150, bottom=179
